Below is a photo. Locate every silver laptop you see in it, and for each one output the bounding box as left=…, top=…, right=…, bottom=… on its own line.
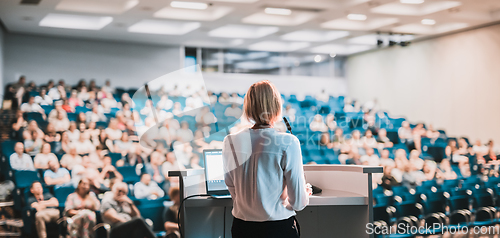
left=203, top=149, right=231, bottom=198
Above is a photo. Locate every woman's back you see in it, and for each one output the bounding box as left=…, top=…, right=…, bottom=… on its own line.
left=223, top=127, right=308, bottom=222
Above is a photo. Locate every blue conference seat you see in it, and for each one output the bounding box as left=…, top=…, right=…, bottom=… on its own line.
left=14, top=170, right=40, bottom=189
left=117, top=166, right=141, bottom=184
left=54, top=185, right=76, bottom=206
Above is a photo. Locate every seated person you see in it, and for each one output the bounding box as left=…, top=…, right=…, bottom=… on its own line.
left=44, top=160, right=71, bottom=187
left=10, top=142, right=35, bottom=171
left=164, top=187, right=181, bottom=237
left=34, top=143, right=58, bottom=170
left=380, top=165, right=400, bottom=190
left=20, top=96, right=45, bottom=115
left=60, top=146, right=83, bottom=170
left=379, top=149, right=395, bottom=167
left=101, top=156, right=123, bottom=188
left=360, top=147, right=380, bottom=166
left=224, top=103, right=243, bottom=118
left=71, top=156, right=105, bottom=192
left=133, top=174, right=165, bottom=200
left=309, top=114, right=328, bottom=132
left=24, top=130, right=43, bottom=157
left=361, top=130, right=377, bottom=148
left=376, top=129, right=393, bottom=149
left=101, top=182, right=156, bottom=238
left=65, top=178, right=101, bottom=238
left=0, top=174, right=15, bottom=201
left=114, top=133, right=134, bottom=156
left=72, top=132, right=96, bottom=155
left=28, top=181, right=60, bottom=238
left=438, top=159, right=457, bottom=180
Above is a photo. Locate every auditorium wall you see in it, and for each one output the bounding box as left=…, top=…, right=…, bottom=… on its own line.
left=2, top=32, right=348, bottom=96
left=3, top=33, right=182, bottom=88
left=346, top=23, right=500, bottom=143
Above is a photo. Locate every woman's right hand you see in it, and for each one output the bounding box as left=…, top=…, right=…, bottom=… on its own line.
left=305, top=183, right=313, bottom=197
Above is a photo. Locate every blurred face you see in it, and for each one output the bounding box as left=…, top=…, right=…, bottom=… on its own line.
left=141, top=174, right=151, bottom=185
left=335, top=128, right=343, bottom=136
left=352, top=131, right=360, bottom=139
left=48, top=160, right=59, bottom=171
left=365, top=130, right=372, bottom=137
left=402, top=121, right=410, bottom=128
left=103, top=156, right=111, bottom=166
left=366, top=148, right=374, bottom=156
left=78, top=178, right=91, bottom=195
left=381, top=150, right=390, bottom=158
left=379, top=129, right=387, bottom=137
left=166, top=152, right=175, bottom=163
left=29, top=97, right=35, bottom=104
left=30, top=182, right=43, bottom=195
left=42, top=143, right=51, bottom=154
left=113, top=183, right=128, bottom=199
left=15, top=142, right=24, bottom=154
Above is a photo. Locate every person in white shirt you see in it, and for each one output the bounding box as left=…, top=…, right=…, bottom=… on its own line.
left=176, top=122, right=193, bottom=143
left=104, top=119, right=122, bottom=141
left=72, top=132, right=96, bottom=155
left=60, top=146, right=83, bottom=170
left=20, top=96, right=45, bottom=115
left=224, top=103, right=243, bottom=118
left=34, top=143, right=58, bottom=170
left=34, top=88, right=53, bottom=106
left=309, top=114, right=328, bottom=132
left=10, top=142, right=35, bottom=171
left=134, top=174, right=165, bottom=200
left=161, top=152, right=185, bottom=192
left=223, top=81, right=311, bottom=237
left=360, top=147, right=380, bottom=166
left=379, top=149, right=395, bottom=167
left=66, top=122, right=80, bottom=142
left=157, top=95, right=173, bottom=111
left=316, top=89, right=329, bottom=103
left=50, top=110, right=70, bottom=132
left=229, top=93, right=244, bottom=105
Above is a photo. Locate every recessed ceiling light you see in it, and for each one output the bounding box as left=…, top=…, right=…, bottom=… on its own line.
left=208, top=24, right=279, bottom=39
left=39, top=13, right=113, bottom=30
left=400, top=0, right=424, bottom=4
left=421, top=19, right=436, bottom=25
left=347, top=14, right=367, bottom=21
left=128, top=19, right=200, bottom=35
left=170, top=1, right=208, bottom=10
left=314, top=55, right=322, bottom=62
left=330, top=53, right=336, bottom=58
left=264, top=7, right=292, bottom=16
left=230, top=39, right=244, bottom=45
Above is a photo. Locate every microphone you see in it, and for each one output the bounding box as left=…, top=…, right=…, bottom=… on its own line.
left=283, top=117, right=292, bottom=134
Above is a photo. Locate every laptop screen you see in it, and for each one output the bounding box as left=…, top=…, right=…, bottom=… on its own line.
left=203, top=149, right=228, bottom=193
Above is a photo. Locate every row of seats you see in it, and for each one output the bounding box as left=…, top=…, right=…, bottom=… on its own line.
left=373, top=176, right=500, bottom=236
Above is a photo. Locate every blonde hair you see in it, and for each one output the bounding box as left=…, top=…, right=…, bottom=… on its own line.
left=243, top=80, right=282, bottom=126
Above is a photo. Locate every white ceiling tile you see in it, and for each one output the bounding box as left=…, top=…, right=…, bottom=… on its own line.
left=208, top=24, right=279, bottom=38
left=371, top=1, right=462, bottom=16
left=55, top=0, right=138, bottom=14
left=249, top=41, right=310, bottom=52
left=321, top=17, right=399, bottom=31
left=281, top=30, right=349, bottom=42
left=311, top=44, right=374, bottom=55
left=39, top=13, right=113, bottom=30
left=154, top=6, right=233, bottom=21
left=242, top=11, right=317, bottom=26
left=128, top=19, right=200, bottom=35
